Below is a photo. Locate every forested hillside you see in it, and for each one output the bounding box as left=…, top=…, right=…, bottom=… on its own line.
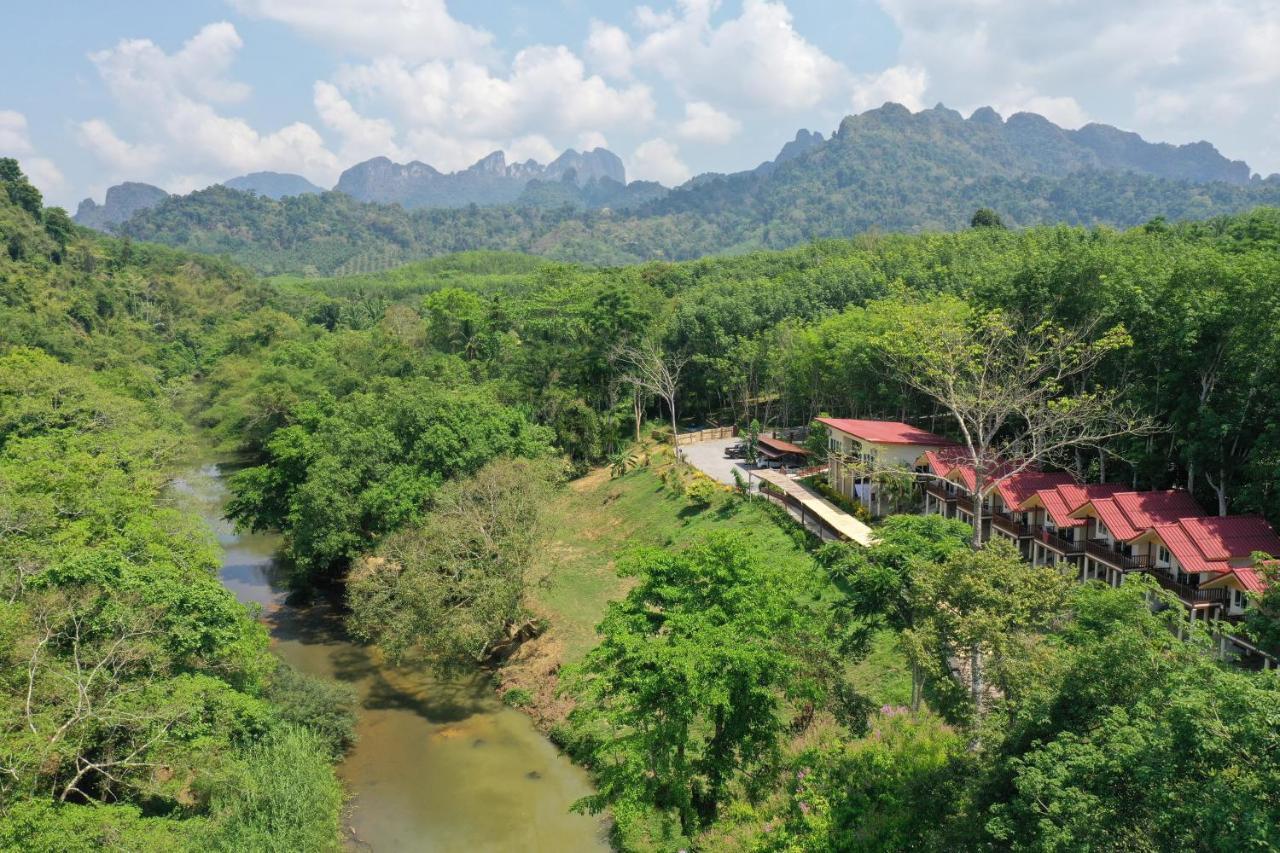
left=0, top=161, right=348, bottom=849
left=101, top=104, right=1280, bottom=275
left=9, top=142, right=1280, bottom=850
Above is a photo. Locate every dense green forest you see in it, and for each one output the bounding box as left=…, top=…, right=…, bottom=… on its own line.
left=7, top=150, right=1280, bottom=851
left=110, top=105, right=1280, bottom=276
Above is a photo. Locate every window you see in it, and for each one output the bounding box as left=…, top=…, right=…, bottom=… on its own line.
left=1233, top=589, right=1245, bottom=610
left=1095, top=520, right=1109, bottom=539
left=1157, top=545, right=1171, bottom=565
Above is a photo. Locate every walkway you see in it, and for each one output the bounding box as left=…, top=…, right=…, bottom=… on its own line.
left=750, top=469, right=876, bottom=546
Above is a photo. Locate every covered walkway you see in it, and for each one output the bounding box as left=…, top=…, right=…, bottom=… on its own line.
left=749, top=468, right=876, bottom=546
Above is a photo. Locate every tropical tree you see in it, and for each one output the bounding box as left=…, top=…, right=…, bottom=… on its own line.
left=346, top=457, right=561, bottom=669
left=566, top=534, right=832, bottom=837
left=877, top=297, right=1155, bottom=546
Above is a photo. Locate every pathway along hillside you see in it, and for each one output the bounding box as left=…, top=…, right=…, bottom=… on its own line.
left=170, top=458, right=608, bottom=852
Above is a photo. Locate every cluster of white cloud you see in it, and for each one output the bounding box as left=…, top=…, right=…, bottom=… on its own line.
left=0, top=110, right=65, bottom=196
left=879, top=0, right=1280, bottom=169
left=68, top=0, right=921, bottom=193
left=51, top=0, right=1280, bottom=203
left=80, top=22, right=339, bottom=194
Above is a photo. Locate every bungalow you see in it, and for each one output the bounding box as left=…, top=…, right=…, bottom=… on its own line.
left=988, top=471, right=1078, bottom=557
left=919, top=447, right=970, bottom=520
left=1066, top=490, right=1205, bottom=587
left=1135, top=516, right=1280, bottom=622
left=1018, top=483, right=1131, bottom=578
left=817, top=418, right=956, bottom=516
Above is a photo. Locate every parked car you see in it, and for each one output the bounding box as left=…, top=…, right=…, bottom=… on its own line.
left=724, top=443, right=746, bottom=458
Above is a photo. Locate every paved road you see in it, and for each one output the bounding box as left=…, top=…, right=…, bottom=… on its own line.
left=679, top=436, right=751, bottom=486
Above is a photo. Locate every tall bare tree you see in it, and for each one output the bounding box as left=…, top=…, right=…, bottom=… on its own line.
left=880, top=303, right=1156, bottom=547
left=613, top=341, right=689, bottom=442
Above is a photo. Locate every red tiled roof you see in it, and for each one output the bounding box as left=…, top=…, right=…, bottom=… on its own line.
left=922, top=447, right=968, bottom=478
left=1055, top=482, right=1129, bottom=515
left=1080, top=490, right=1205, bottom=541
left=1202, top=567, right=1270, bottom=594
left=1151, top=516, right=1280, bottom=574
left=818, top=417, right=955, bottom=446
left=1021, top=483, right=1124, bottom=528
left=995, top=471, right=1076, bottom=510
left=946, top=460, right=1019, bottom=493
left=756, top=435, right=811, bottom=456
left=1113, top=491, right=1204, bottom=531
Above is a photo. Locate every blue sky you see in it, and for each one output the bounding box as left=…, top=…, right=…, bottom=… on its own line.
left=4, top=1, right=1279, bottom=208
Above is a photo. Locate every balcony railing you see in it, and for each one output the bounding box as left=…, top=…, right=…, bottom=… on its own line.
left=1035, top=526, right=1084, bottom=555
left=925, top=483, right=958, bottom=504
left=1084, top=539, right=1153, bottom=572
left=991, top=510, right=1031, bottom=538
left=1142, top=570, right=1229, bottom=606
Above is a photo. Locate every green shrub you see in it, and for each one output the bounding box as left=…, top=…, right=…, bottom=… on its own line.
left=264, top=663, right=358, bottom=757
left=685, top=476, right=718, bottom=507
left=206, top=725, right=344, bottom=852
left=503, top=687, right=533, bottom=707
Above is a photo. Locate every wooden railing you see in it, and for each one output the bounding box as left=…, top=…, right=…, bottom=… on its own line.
left=1035, top=526, right=1083, bottom=555
left=1084, top=540, right=1153, bottom=572
left=1143, top=570, right=1229, bottom=605
left=991, top=510, right=1031, bottom=538
left=925, top=482, right=958, bottom=504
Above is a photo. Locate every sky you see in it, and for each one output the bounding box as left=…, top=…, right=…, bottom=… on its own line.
left=4, top=0, right=1280, bottom=209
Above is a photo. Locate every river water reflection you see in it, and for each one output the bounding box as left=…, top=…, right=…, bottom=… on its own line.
left=171, top=461, right=609, bottom=852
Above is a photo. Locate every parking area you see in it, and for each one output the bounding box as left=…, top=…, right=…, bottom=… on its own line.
left=678, top=436, right=751, bottom=486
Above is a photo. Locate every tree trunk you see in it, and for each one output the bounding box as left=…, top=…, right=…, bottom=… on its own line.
left=633, top=390, right=642, bottom=442
left=971, top=490, right=985, bottom=547
left=667, top=395, right=679, bottom=440
left=970, top=643, right=984, bottom=711
left=910, top=662, right=923, bottom=712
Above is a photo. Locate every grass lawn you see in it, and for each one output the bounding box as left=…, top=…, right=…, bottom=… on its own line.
left=529, top=461, right=821, bottom=666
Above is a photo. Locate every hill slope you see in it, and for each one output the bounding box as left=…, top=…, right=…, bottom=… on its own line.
left=108, top=104, right=1280, bottom=273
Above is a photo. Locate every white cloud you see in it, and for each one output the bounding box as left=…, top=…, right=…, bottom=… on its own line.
left=329, top=46, right=654, bottom=170
left=229, top=0, right=493, bottom=62
left=578, top=130, right=610, bottom=151
left=0, top=110, right=66, bottom=196
left=507, top=133, right=558, bottom=165
left=630, top=0, right=850, bottom=112
left=851, top=65, right=928, bottom=113
left=313, top=81, right=406, bottom=163
left=630, top=137, right=690, bottom=185
left=586, top=21, right=633, bottom=80
left=77, top=118, right=164, bottom=173
left=877, top=0, right=1280, bottom=172
left=0, top=110, right=32, bottom=154
left=676, top=101, right=741, bottom=145
left=81, top=23, right=341, bottom=188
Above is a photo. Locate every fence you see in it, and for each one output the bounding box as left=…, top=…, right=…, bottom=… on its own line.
left=673, top=426, right=737, bottom=446
left=756, top=488, right=844, bottom=542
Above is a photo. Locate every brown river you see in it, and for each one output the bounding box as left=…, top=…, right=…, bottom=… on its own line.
left=171, top=460, right=609, bottom=852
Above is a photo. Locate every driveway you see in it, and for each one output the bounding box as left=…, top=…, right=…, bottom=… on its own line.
left=679, top=436, right=751, bottom=486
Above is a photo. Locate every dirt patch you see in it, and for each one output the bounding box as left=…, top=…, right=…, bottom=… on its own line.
left=499, top=632, right=575, bottom=730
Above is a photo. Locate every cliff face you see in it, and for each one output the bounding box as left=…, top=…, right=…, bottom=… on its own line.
left=74, top=182, right=169, bottom=230
left=335, top=148, right=626, bottom=209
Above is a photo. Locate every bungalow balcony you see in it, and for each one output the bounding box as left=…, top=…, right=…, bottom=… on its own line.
left=1034, top=526, right=1084, bottom=556
left=925, top=482, right=958, bottom=506
left=991, top=509, right=1032, bottom=539
left=1084, top=539, right=1154, bottom=573
left=1141, top=569, right=1229, bottom=608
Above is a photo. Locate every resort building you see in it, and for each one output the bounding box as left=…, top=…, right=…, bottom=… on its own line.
left=828, top=417, right=1280, bottom=666
left=818, top=417, right=955, bottom=516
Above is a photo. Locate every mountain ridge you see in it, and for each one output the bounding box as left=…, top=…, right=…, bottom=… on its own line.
left=334, top=147, right=626, bottom=209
